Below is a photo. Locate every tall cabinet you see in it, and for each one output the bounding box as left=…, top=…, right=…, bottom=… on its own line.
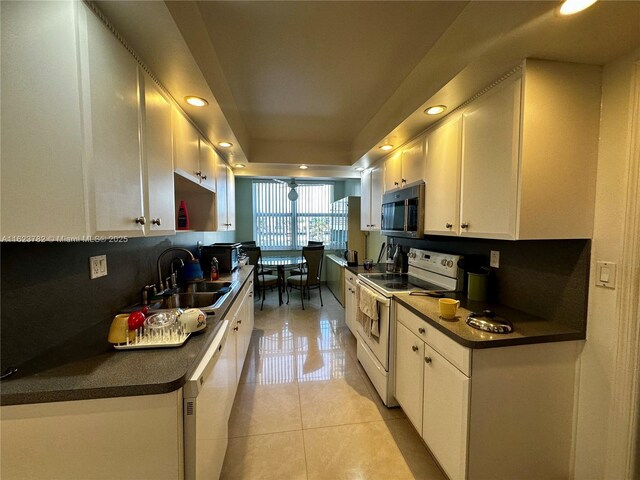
left=331, top=197, right=366, bottom=262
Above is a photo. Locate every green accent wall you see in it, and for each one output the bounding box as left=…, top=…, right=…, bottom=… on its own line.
left=234, top=177, right=254, bottom=243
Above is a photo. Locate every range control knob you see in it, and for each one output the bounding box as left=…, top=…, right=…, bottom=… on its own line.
left=447, top=260, right=454, bottom=267
left=441, top=259, right=447, bottom=266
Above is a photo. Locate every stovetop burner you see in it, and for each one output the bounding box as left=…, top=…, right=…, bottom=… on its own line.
left=384, top=282, right=409, bottom=289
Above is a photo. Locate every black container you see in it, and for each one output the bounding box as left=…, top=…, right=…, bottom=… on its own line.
left=199, top=243, right=241, bottom=274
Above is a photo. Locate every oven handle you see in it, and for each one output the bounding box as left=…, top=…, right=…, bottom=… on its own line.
left=356, top=280, right=391, bottom=306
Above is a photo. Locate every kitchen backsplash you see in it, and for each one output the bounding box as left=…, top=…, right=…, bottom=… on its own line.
left=385, top=235, right=590, bottom=331
left=1, top=232, right=234, bottom=370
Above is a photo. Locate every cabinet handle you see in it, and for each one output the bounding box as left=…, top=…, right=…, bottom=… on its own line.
left=237, top=320, right=242, bottom=324
left=234, top=326, right=239, bottom=331
left=195, top=170, right=202, bottom=177
left=461, top=223, right=469, bottom=229
left=152, top=218, right=162, bottom=226
left=402, top=179, right=407, bottom=184
left=201, top=173, right=207, bottom=180
left=418, top=327, right=425, bottom=334
left=394, top=182, right=399, bottom=186
left=446, top=223, right=452, bottom=229
left=370, top=224, right=376, bottom=227
left=411, top=345, right=419, bottom=352
left=135, top=216, right=146, bottom=225
left=425, top=356, right=432, bottom=364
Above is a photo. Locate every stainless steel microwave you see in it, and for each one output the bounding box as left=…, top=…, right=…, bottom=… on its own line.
left=381, top=182, right=425, bottom=238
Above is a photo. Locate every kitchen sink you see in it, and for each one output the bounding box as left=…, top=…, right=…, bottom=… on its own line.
left=179, top=281, right=236, bottom=294
left=160, top=292, right=225, bottom=310
left=123, top=281, right=237, bottom=314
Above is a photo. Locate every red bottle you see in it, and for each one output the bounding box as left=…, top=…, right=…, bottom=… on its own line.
left=177, top=200, right=190, bottom=230
left=210, top=257, right=219, bottom=280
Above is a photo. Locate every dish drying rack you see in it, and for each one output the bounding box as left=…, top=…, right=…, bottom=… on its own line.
left=113, top=322, right=191, bottom=350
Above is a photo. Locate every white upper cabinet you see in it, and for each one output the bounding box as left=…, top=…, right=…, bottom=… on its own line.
left=383, top=151, right=403, bottom=191
left=460, top=78, right=521, bottom=239
left=198, top=142, right=217, bottom=192
left=383, top=135, right=426, bottom=192
left=216, top=164, right=236, bottom=231
left=1, top=1, right=87, bottom=238
left=360, top=164, right=383, bottom=231
left=423, top=59, right=601, bottom=240
left=80, top=5, right=145, bottom=237
left=424, top=115, right=462, bottom=236
left=141, top=71, right=176, bottom=236
left=172, top=109, right=203, bottom=185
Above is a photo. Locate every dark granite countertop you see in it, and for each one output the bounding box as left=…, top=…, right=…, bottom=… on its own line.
left=0, top=267, right=254, bottom=406
left=347, top=264, right=585, bottom=349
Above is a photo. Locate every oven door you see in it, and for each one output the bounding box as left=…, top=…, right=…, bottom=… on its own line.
left=355, top=281, right=391, bottom=370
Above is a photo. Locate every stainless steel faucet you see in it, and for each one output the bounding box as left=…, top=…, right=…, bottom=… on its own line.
left=156, top=247, right=196, bottom=292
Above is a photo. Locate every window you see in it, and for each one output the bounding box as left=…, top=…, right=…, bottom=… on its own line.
left=253, top=180, right=334, bottom=249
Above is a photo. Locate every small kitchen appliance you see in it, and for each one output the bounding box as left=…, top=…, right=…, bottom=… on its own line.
left=199, top=243, right=240, bottom=273
left=381, top=181, right=425, bottom=239
left=344, top=249, right=358, bottom=267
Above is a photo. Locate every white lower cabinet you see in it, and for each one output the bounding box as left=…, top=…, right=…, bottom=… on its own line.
left=344, top=276, right=358, bottom=335
left=1, top=392, right=184, bottom=480
left=394, top=303, right=579, bottom=480
left=422, top=344, right=470, bottom=480
left=394, top=322, right=425, bottom=433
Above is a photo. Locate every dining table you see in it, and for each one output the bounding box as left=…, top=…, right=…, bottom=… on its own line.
left=259, top=255, right=306, bottom=305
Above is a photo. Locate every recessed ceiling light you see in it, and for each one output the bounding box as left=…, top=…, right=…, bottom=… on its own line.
left=184, top=96, right=208, bottom=107
left=234, top=164, right=246, bottom=169
left=355, top=167, right=365, bottom=172
left=299, top=165, right=308, bottom=170
left=424, top=105, right=447, bottom=115
left=559, top=0, right=597, bottom=15
left=379, top=144, right=393, bottom=151
left=218, top=142, right=233, bottom=148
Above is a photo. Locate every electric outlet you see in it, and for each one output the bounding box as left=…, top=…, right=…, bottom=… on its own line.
left=490, top=250, right=500, bottom=268
left=90, top=255, right=107, bottom=279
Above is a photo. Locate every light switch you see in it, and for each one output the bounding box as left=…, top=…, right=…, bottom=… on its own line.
left=595, top=261, right=616, bottom=289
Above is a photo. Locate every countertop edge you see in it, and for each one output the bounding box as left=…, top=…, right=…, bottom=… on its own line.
left=394, top=296, right=586, bottom=349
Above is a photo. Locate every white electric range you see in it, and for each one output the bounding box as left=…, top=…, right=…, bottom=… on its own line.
left=355, top=249, right=464, bottom=406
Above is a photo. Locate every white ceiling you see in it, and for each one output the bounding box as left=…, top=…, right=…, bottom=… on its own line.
left=97, top=1, right=640, bottom=177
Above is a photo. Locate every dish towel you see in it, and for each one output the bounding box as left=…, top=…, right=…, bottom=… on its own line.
left=359, top=285, right=380, bottom=338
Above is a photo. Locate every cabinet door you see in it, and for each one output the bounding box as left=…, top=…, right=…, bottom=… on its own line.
left=198, top=142, right=217, bottom=192
left=424, top=116, right=462, bottom=236
left=460, top=78, right=521, bottom=240
left=423, top=344, right=470, bottom=480
left=226, top=166, right=236, bottom=231
left=81, top=7, right=144, bottom=236
left=344, top=279, right=357, bottom=335
left=1, top=0, right=87, bottom=237
left=215, top=160, right=229, bottom=230
left=394, top=322, right=424, bottom=434
left=172, top=109, right=201, bottom=183
left=360, top=169, right=372, bottom=230
left=369, top=165, right=383, bottom=230
left=141, top=72, right=175, bottom=236
left=383, top=151, right=402, bottom=192
left=400, top=136, right=426, bottom=186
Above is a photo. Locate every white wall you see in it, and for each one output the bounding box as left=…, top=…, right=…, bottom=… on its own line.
left=573, top=49, right=639, bottom=478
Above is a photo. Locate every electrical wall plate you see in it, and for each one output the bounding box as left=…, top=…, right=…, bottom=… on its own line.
left=90, top=255, right=107, bottom=279
left=490, top=250, right=500, bottom=268
left=595, top=261, right=616, bottom=289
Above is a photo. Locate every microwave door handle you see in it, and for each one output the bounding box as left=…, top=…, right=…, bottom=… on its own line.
left=403, top=199, right=408, bottom=232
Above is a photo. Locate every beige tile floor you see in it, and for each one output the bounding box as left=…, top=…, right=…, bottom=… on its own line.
left=221, top=286, right=447, bottom=480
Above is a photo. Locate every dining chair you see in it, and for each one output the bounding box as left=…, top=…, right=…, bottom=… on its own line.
left=286, top=245, right=324, bottom=310
left=289, top=241, right=324, bottom=276
left=244, top=246, right=278, bottom=310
